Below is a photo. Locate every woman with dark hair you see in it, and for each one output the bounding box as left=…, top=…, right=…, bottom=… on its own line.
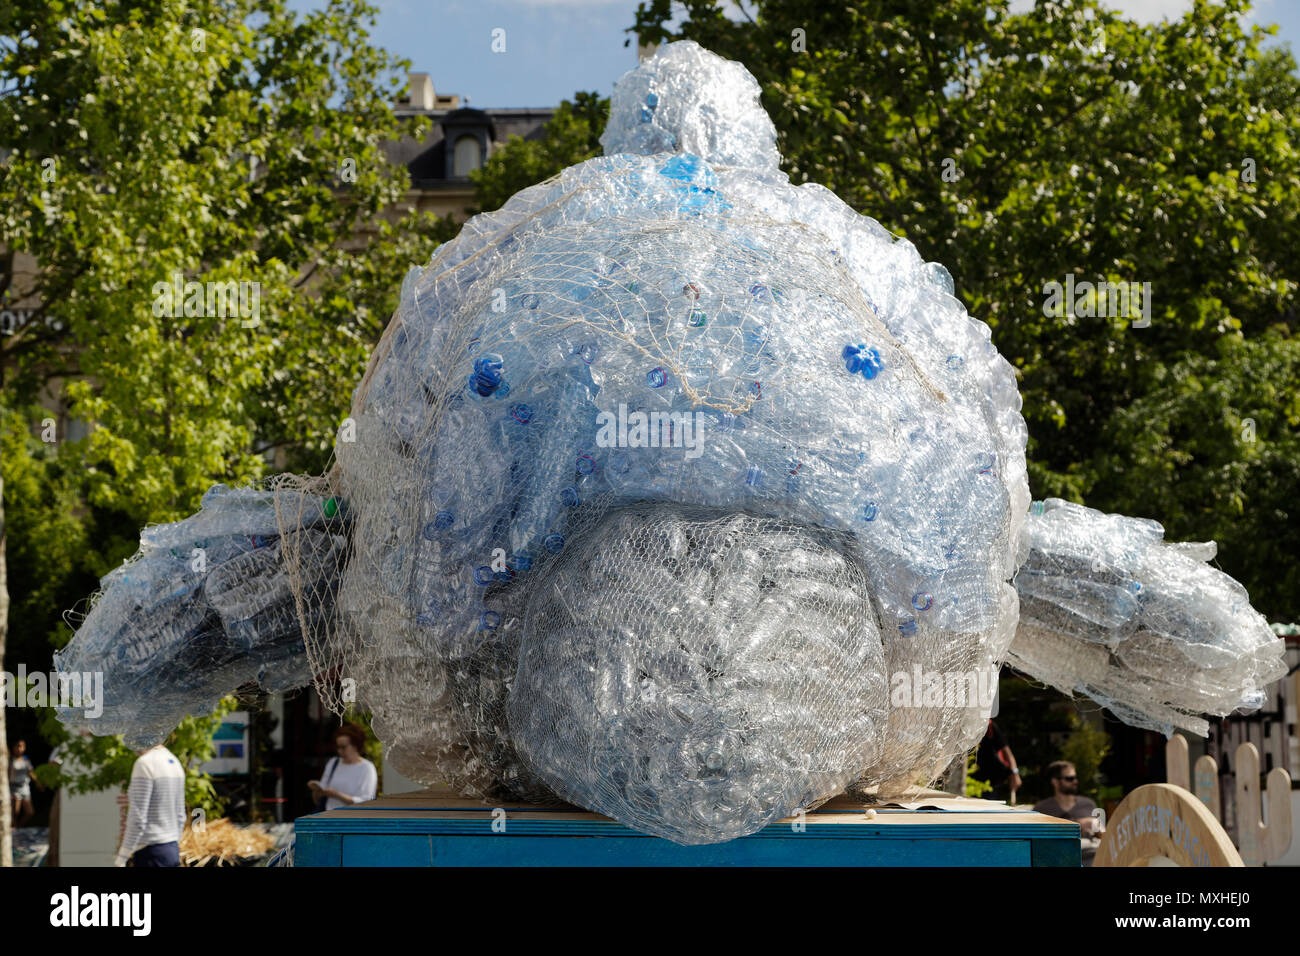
left=9, top=739, right=36, bottom=827
left=308, top=724, right=377, bottom=811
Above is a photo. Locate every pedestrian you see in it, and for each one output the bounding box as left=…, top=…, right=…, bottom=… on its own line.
left=114, top=743, right=187, bottom=867
left=974, top=719, right=1021, bottom=803
left=9, top=739, right=35, bottom=827
left=308, top=723, right=377, bottom=811
left=1034, top=760, right=1101, bottom=865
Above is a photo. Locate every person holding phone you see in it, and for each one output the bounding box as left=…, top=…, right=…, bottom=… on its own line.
left=307, top=723, right=377, bottom=812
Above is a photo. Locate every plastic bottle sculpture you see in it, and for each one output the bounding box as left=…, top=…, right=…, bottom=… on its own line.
left=55, top=42, right=1285, bottom=845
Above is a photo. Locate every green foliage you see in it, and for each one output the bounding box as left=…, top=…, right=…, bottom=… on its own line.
left=0, top=0, right=434, bottom=519
left=258, top=208, right=460, bottom=475
left=470, top=92, right=609, bottom=213
left=632, top=0, right=1300, bottom=620
left=0, top=0, right=459, bottom=806
left=965, top=751, right=992, bottom=798
left=0, top=404, right=95, bottom=653
left=1061, top=712, right=1112, bottom=800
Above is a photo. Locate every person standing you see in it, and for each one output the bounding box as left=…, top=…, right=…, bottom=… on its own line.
left=974, top=719, right=1021, bottom=803
left=307, top=724, right=377, bottom=811
left=114, top=744, right=187, bottom=867
left=9, top=739, right=35, bottom=827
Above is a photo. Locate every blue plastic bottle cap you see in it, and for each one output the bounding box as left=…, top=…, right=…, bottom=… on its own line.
left=639, top=105, right=653, bottom=123
left=511, top=403, right=534, bottom=424
left=576, top=455, right=595, bottom=476
left=480, top=611, right=502, bottom=630
left=646, top=367, right=668, bottom=388
left=898, top=618, right=918, bottom=636
left=470, top=353, right=505, bottom=396
left=912, top=592, right=934, bottom=612
left=750, top=284, right=769, bottom=300
left=544, top=534, right=566, bottom=554
left=860, top=502, right=878, bottom=521
left=946, top=354, right=963, bottom=369
left=560, top=487, right=580, bottom=507
left=645, top=92, right=659, bottom=108
left=474, top=566, right=494, bottom=585
left=522, top=293, right=540, bottom=309
left=859, top=348, right=884, bottom=379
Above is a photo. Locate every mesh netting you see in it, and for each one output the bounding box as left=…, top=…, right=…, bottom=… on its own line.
left=1007, top=498, right=1287, bottom=736
left=54, top=483, right=343, bottom=745
left=270, top=40, right=1028, bottom=841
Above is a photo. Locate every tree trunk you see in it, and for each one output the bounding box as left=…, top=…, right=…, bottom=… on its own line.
left=0, top=473, right=12, bottom=867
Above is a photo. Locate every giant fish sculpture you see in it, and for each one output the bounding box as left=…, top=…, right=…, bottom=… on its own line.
left=56, top=42, right=1284, bottom=845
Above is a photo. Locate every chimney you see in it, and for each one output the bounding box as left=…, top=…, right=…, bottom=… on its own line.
left=400, top=72, right=436, bottom=110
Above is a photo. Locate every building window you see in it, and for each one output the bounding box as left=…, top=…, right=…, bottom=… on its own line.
left=453, top=135, right=482, bottom=177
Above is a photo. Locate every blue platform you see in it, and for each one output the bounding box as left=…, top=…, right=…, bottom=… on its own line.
left=295, top=788, right=1082, bottom=866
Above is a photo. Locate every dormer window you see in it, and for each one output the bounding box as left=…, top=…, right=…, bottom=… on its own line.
left=441, top=108, right=494, bottom=180
left=453, top=135, right=482, bottom=176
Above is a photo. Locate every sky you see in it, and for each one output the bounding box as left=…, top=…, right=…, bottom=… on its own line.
left=287, top=1, right=1299, bottom=109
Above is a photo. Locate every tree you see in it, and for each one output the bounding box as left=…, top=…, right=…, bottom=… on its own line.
left=0, top=0, right=459, bottom=854
left=0, top=470, right=8, bottom=866
left=630, top=0, right=1300, bottom=621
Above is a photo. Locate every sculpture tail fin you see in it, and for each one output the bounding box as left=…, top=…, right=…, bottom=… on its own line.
left=1008, top=499, right=1284, bottom=736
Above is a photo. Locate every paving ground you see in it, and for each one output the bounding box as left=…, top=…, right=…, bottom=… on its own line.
left=10, top=822, right=295, bottom=866
left=13, top=827, right=49, bottom=867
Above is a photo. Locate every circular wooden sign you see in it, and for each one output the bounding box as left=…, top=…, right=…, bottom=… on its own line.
left=1095, top=783, right=1242, bottom=867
